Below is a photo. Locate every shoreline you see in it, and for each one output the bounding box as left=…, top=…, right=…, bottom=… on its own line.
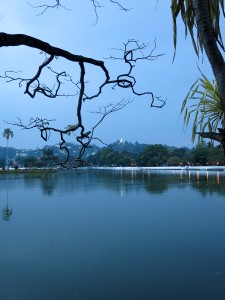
left=91, top=166, right=225, bottom=171
left=1, top=165, right=225, bottom=175
left=0, top=169, right=56, bottom=174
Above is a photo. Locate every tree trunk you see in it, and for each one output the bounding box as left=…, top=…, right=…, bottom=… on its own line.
left=199, top=130, right=225, bottom=156
left=6, top=139, right=8, bottom=170
left=192, top=0, right=225, bottom=115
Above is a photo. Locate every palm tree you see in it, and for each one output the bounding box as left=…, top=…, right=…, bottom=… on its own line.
left=2, top=203, right=13, bottom=221
left=171, top=0, right=225, bottom=152
left=2, top=177, right=13, bottom=221
left=2, top=128, right=14, bottom=169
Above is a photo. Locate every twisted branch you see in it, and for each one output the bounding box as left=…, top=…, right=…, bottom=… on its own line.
left=27, top=0, right=71, bottom=15
left=0, top=32, right=165, bottom=168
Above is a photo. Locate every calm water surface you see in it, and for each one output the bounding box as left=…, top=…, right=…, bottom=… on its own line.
left=0, top=169, right=225, bottom=300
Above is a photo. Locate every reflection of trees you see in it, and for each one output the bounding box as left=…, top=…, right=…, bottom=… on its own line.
left=143, top=170, right=186, bottom=194
left=189, top=172, right=225, bottom=197
left=89, top=169, right=225, bottom=197
left=143, top=170, right=225, bottom=197
left=23, top=173, right=43, bottom=189
left=88, top=169, right=145, bottom=195
left=40, top=174, right=57, bottom=196
left=2, top=204, right=13, bottom=221
left=143, top=175, right=169, bottom=194
left=90, top=169, right=191, bottom=195
left=18, top=168, right=225, bottom=198
left=23, top=172, right=58, bottom=196
left=87, top=169, right=169, bottom=195
left=2, top=178, right=13, bottom=221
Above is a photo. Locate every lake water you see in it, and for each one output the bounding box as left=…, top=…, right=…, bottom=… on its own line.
left=0, top=169, right=225, bottom=300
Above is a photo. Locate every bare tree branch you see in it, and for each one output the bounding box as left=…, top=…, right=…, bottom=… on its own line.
left=0, top=32, right=165, bottom=168
left=86, top=39, right=166, bottom=108
left=0, top=33, right=110, bottom=74
left=90, top=0, right=130, bottom=24
left=0, top=67, right=78, bottom=98
left=26, top=0, right=71, bottom=16
left=7, top=99, right=132, bottom=168
left=27, top=0, right=129, bottom=23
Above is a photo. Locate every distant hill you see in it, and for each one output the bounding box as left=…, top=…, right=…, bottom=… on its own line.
left=108, top=140, right=148, bottom=154
left=42, top=143, right=101, bottom=159
left=0, top=142, right=101, bottom=161
left=0, top=140, right=151, bottom=161
left=1, top=141, right=223, bottom=168
left=0, top=140, right=192, bottom=165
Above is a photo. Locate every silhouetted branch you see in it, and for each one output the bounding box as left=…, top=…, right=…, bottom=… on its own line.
left=86, top=39, right=166, bottom=108
left=197, top=129, right=225, bottom=155
left=198, top=130, right=225, bottom=143
left=0, top=66, right=78, bottom=98
left=27, top=0, right=71, bottom=15
left=8, top=98, right=132, bottom=167
left=0, top=32, right=165, bottom=168
left=90, top=0, right=130, bottom=24
left=90, top=98, right=133, bottom=133
left=28, top=0, right=129, bottom=23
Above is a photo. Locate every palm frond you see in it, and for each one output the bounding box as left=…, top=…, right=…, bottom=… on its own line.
left=181, top=71, right=224, bottom=143
left=171, top=0, right=225, bottom=57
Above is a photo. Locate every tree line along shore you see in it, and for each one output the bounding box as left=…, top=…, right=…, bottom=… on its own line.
left=0, top=140, right=224, bottom=169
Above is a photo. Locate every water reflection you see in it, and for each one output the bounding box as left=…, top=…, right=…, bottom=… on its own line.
left=1, top=169, right=225, bottom=200
left=1, top=169, right=225, bottom=300
left=2, top=204, right=13, bottom=221
left=2, top=178, right=13, bottom=221
left=89, top=169, right=225, bottom=198
left=39, top=169, right=225, bottom=198
left=217, top=172, right=220, bottom=184
left=23, top=172, right=58, bottom=195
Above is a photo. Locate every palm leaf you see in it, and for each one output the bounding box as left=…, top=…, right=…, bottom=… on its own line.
left=171, top=0, right=225, bottom=57
left=181, top=70, right=224, bottom=143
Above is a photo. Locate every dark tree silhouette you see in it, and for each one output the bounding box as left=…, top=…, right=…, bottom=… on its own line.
left=172, top=1, right=225, bottom=153
left=2, top=205, right=13, bottom=221
left=28, top=0, right=129, bottom=17
left=1, top=1, right=165, bottom=168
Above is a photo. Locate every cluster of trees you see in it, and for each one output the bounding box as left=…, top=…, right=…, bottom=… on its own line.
left=1, top=130, right=225, bottom=168
left=1, top=139, right=224, bottom=169
left=1, top=1, right=225, bottom=167
left=0, top=1, right=225, bottom=165
left=0, top=149, right=58, bottom=169
left=19, top=149, right=59, bottom=168
left=87, top=142, right=225, bottom=167
left=0, top=143, right=101, bottom=169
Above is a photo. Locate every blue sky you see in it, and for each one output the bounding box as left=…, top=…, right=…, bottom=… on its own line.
left=0, top=0, right=213, bottom=149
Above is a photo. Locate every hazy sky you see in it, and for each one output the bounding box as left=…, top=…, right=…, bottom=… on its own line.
left=0, top=0, right=213, bottom=149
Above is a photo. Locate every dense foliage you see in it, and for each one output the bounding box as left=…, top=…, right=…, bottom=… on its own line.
left=0, top=140, right=224, bottom=168
left=172, top=1, right=225, bottom=153
left=87, top=141, right=225, bottom=167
